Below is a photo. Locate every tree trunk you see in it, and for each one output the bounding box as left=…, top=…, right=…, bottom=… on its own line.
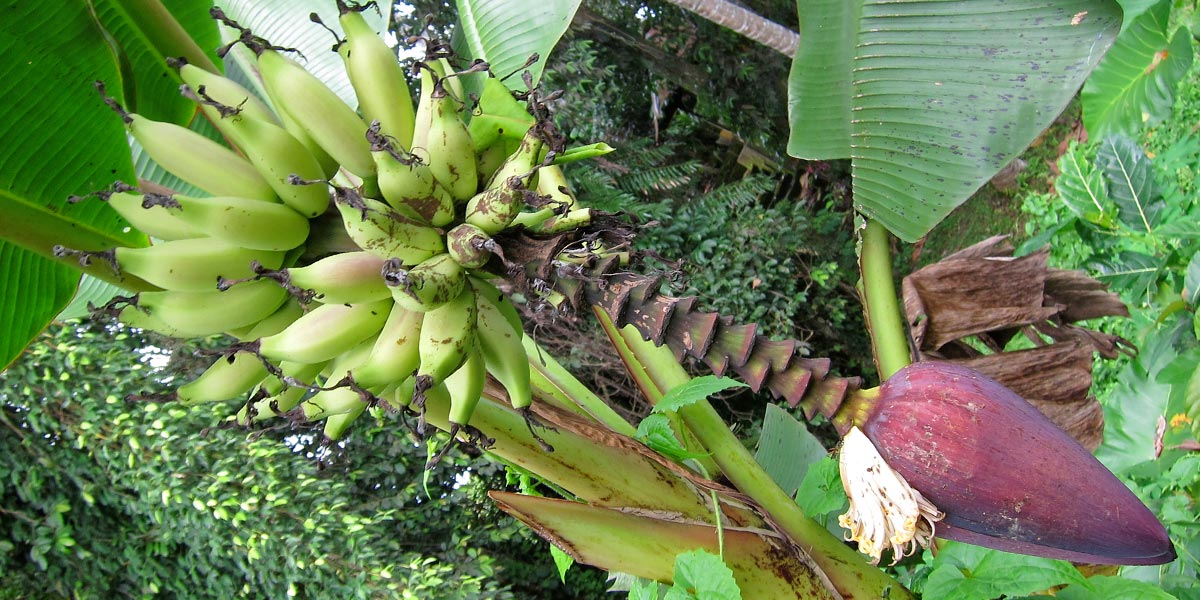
left=663, top=0, right=798, bottom=57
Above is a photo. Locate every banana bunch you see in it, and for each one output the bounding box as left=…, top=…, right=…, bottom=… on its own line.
left=67, top=3, right=610, bottom=451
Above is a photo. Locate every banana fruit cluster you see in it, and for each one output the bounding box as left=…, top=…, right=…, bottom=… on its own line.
left=66, top=4, right=598, bottom=447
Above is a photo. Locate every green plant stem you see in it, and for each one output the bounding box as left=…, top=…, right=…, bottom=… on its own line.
left=113, top=0, right=219, bottom=73
left=860, top=218, right=911, bottom=380
left=611, top=320, right=912, bottom=600
left=522, top=335, right=639, bottom=438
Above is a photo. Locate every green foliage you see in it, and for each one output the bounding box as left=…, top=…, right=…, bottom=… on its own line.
left=1012, top=40, right=1200, bottom=600
left=626, top=549, right=742, bottom=600
left=572, top=138, right=869, bottom=376
left=0, top=322, right=589, bottom=599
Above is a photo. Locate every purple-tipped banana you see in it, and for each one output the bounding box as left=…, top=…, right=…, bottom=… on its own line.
left=861, top=361, right=1174, bottom=565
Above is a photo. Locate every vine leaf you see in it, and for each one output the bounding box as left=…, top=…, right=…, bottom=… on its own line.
left=1095, top=135, right=1164, bottom=233
left=787, top=0, right=1121, bottom=242
left=1081, top=0, right=1195, bottom=139
left=654, top=375, right=747, bottom=414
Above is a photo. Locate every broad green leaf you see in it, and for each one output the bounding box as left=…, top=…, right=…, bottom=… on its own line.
left=0, top=4, right=151, bottom=370
left=1091, top=251, right=1161, bottom=301
left=1096, top=135, right=1165, bottom=233
left=94, top=0, right=221, bottom=124
left=654, top=375, right=747, bottom=414
left=1082, top=0, right=1194, bottom=139
left=753, top=404, right=827, bottom=498
left=670, top=550, right=741, bottom=600
left=1055, top=142, right=1115, bottom=228
left=456, top=0, right=581, bottom=91
left=921, top=542, right=1083, bottom=600
left=787, top=1, right=1121, bottom=242
left=1095, top=357, right=1172, bottom=474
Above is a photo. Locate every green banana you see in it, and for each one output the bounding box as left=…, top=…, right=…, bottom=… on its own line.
left=527, top=207, right=594, bottom=235
left=121, top=278, right=290, bottom=337
left=256, top=48, right=376, bottom=180
left=228, top=297, right=305, bottom=340
left=107, top=238, right=284, bottom=292
left=143, top=191, right=310, bottom=251
left=338, top=5, right=415, bottom=148
left=534, top=163, right=578, bottom=211
left=334, top=189, right=445, bottom=265
left=322, top=400, right=369, bottom=440
left=259, top=251, right=390, bottom=305
left=445, top=342, right=486, bottom=431
left=182, top=84, right=331, bottom=218
left=350, top=301, right=423, bottom=389
left=257, top=297, right=392, bottom=365
left=471, top=277, right=532, bottom=410
left=176, top=350, right=270, bottom=405
left=464, top=127, right=544, bottom=234
left=445, top=223, right=495, bottom=269
left=101, top=189, right=201, bottom=241
left=413, top=284, right=477, bottom=404
left=173, top=59, right=279, bottom=126
left=99, top=83, right=277, bottom=202
left=368, top=123, right=455, bottom=227
left=423, top=75, right=478, bottom=202
left=237, top=360, right=327, bottom=424
left=382, top=252, right=465, bottom=312
left=302, top=386, right=368, bottom=421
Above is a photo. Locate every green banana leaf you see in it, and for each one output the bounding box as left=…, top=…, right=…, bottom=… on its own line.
left=0, top=2, right=216, bottom=370
left=456, top=0, right=581, bottom=91
left=1081, top=0, right=1194, bottom=140
left=787, top=1, right=1121, bottom=243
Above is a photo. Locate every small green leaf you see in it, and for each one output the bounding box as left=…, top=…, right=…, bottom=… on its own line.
left=794, top=455, right=846, bottom=518
left=1055, top=142, right=1115, bottom=228
left=636, top=414, right=707, bottom=463
left=550, top=543, right=573, bottom=583
left=653, top=376, right=747, bottom=414
left=671, top=549, right=741, bottom=600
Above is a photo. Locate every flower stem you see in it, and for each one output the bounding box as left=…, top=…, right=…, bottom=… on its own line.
left=607, top=314, right=912, bottom=599
left=860, top=218, right=912, bottom=380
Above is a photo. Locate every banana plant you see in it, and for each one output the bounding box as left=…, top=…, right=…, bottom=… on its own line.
left=0, top=0, right=1182, bottom=598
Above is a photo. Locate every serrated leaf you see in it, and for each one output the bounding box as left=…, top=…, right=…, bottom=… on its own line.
left=1082, top=0, right=1194, bottom=139
left=787, top=0, right=1121, bottom=242
left=753, top=404, right=828, bottom=498
left=456, top=0, right=580, bottom=92
left=671, top=550, right=741, bottom=600
left=653, top=376, right=747, bottom=414
left=1056, top=575, right=1178, bottom=600
left=921, top=542, right=1084, bottom=600
left=1055, top=143, right=1115, bottom=228
left=1096, top=135, right=1165, bottom=232
left=794, top=454, right=846, bottom=518
left=636, top=414, right=708, bottom=463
